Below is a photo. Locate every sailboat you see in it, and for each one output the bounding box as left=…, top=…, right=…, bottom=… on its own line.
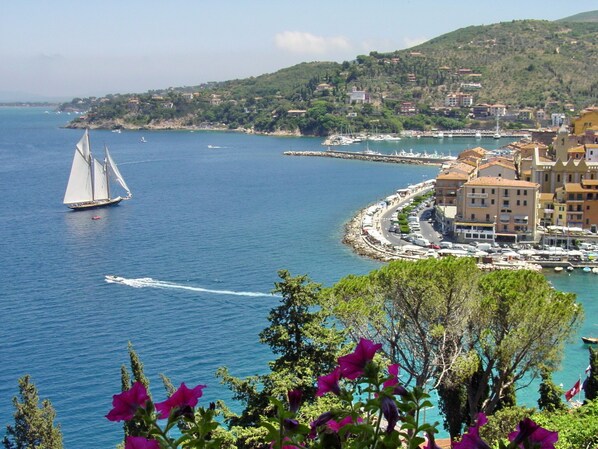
left=493, top=115, right=501, bottom=139
left=63, top=129, right=132, bottom=210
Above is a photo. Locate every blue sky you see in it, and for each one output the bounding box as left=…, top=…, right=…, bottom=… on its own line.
left=1, top=0, right=596, bottom=100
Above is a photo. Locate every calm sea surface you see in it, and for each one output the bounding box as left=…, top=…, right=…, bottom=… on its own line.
left=0, top=107, right=595, bottom=448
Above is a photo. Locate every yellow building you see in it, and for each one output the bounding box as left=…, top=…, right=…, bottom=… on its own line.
left=454, top=177, right=540, bottom=243
left=572, top=107, right=598, bottom=136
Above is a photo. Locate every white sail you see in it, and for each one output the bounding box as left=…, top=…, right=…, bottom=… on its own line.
left=64, top=130, right=93, bottom=204
left=93, top=158, right=109, bottom=200
left=105, top=147, right=131, bottom=198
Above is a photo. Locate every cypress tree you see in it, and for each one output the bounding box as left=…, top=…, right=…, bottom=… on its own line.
left=2, top=375, right=63, bottom=449
left=538, top=369, right=565, bottom=412
left=584, top=347, right=598, bottom=401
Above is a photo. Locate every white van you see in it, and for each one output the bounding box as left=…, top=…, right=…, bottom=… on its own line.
left=476, top=243, right=492, bottom=251
left=439, top=241, right=453, bottom=249
left=414, top=237, right=430, bottom=247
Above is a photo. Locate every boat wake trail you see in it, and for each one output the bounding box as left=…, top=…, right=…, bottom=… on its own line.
left=105, top=275, right=273, bottom=298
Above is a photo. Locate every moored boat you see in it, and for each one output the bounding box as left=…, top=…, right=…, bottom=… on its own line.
left=582, top=336, right=598, bottom=345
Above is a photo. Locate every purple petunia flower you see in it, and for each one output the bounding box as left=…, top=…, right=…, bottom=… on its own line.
left=106, top=382, right=150, bottom=422
left=380, top=395, right=399, bottom=434
left=287, top=389, right=302, bottom=413
left=508, top=417, right=558, bottom=449
left=155, top=382, right=206, bottom=419
left=453, top=413, right=491, bottom=449
left=316, top=367, right=342, bottom=396
left=338, top=338, right=382, bottom=380
left=309, top=411, right=334, bottom=438
left=124, top=436, right=160, bottom=449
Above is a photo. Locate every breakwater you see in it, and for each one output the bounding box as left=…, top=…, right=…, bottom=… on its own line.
left=283, top=150, right=451, bottom=166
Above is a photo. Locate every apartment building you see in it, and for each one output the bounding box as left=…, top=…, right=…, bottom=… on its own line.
left=454, top=177, right=540, bottom=243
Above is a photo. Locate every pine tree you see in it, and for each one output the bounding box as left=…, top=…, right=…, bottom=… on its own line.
left=2, top=375, right=63, bottom=449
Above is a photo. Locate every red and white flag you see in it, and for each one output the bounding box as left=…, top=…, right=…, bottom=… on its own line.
left=565, top=380, right=581, bottom=401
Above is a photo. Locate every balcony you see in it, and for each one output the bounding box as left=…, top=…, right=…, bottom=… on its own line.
left=467, top=193, right=488, bottom=199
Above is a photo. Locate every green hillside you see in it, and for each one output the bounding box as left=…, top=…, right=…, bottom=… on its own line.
left=557, top=10, right=598, bottom=23
left=64, top=18, right=598, bottom=135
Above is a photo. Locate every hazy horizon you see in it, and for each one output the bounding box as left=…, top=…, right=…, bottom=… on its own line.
left=1, top=1, right=596, bottom=102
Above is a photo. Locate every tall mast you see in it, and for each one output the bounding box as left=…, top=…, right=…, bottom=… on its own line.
left=88, top=130, right=95, bottom=201
left=104, top=145, right=110, bottom=200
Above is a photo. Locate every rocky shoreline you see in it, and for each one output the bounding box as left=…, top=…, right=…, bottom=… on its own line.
left=65, top=117, right=303, bottom=137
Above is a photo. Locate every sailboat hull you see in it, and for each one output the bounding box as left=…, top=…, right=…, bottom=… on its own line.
left=67, top=197, right=123, bottom=211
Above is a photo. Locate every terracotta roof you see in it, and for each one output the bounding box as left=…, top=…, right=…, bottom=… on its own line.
left=464, top=177, right=539, bottom=188
left=539, top=193, right=554, bottom=200
left=437, top=171, right=469, bottom=180
left=564, top=183, right=591, bottom=193
left=478, top=160, right=516, bottom=171
left=568, top=146, right=585, bottom=153
left=582, top=179, right=598, bottom=186
left=458, top=147, right=487, bottom=159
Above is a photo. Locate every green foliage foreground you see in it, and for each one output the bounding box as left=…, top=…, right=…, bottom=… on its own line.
left=2, top=262, right=592, bottom=449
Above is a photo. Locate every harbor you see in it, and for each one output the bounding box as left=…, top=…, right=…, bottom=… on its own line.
left=343, top=180, right=598, bottom=273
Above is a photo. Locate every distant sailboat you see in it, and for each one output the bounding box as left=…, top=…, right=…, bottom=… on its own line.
left=63, top=130, right=132, bottom=210
left=493, top=115, right=501, bottom=139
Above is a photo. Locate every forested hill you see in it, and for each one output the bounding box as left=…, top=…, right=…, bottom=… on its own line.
left=63, top=17, right=598, bottom=135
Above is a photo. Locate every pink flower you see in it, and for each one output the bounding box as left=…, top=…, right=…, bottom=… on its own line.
left=106, top=382, right=150, bottom=422
left=453, top=413, right=491, bottom=449
left=327, top=415, right=363, bottom=432
left=338, top=338, right=382, bottom=380
left=508, top=418, right=558, bottom=449
left=125, top=436, right=160, bottom=449
left=155, top=382, right=206, bottom=419
left=316, top=367, right=342, bottom=396
left=383, top=363, right=408, bottom=396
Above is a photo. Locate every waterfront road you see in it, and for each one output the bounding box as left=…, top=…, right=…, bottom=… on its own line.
left=379, top=188, right=442, bottom=247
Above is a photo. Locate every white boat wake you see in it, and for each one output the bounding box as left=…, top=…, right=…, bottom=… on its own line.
left=105, top=275, right=274, bottom=297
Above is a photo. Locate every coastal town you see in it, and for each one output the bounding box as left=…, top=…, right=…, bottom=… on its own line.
left=337, top=106, right=598, bottom=272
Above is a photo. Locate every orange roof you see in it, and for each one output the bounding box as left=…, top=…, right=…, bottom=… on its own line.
left=539, top=193, right=554, bottom=201
left=478, top=160, right=516, bottom=171
left=582, top=179, right=598, bottom=186
left=464, top=177, right=539, bottom=188
left=437, top=171, right=469, bottom=180
left=568, top=146, right=585, bottom=153
left=458, top=147, right=487, bottom=159
left=564, top=183, right=591, bottom=193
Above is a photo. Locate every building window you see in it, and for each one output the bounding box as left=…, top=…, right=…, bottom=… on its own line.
left=569, top=175, right=572, bottom=182
left=523, top=200, right=527, bottom=206
left=503, top=200, right=510, bottom=207
left=486, top=214, right=490, bottom=221
left=517, top=189, right=521, bottom=195
left=472, top=188, right=476, bottom=193
left=503, top=225, right=508, bottom=231
left=491, top=199, right=495, bottom=205
left=471, top=214, right=475, bottom=220
left=557, top=174, right=561, bottom=182
left=517, top=200, right=520, bottom=206
left=544, top=174, right=548, bottom=182
left=492, top=189, right=495, bottom=194
left=524, top=190, right=528, bottom=196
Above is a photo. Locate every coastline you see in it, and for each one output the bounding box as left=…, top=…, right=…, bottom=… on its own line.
left=342, top=184, right=543, bottom=272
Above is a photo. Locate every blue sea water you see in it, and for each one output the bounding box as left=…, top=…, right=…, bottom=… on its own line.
left=0, top=108, right=595, bottom=448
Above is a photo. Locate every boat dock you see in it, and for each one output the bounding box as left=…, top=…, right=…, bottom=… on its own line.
left=283, top=150, right=453, bottom=166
